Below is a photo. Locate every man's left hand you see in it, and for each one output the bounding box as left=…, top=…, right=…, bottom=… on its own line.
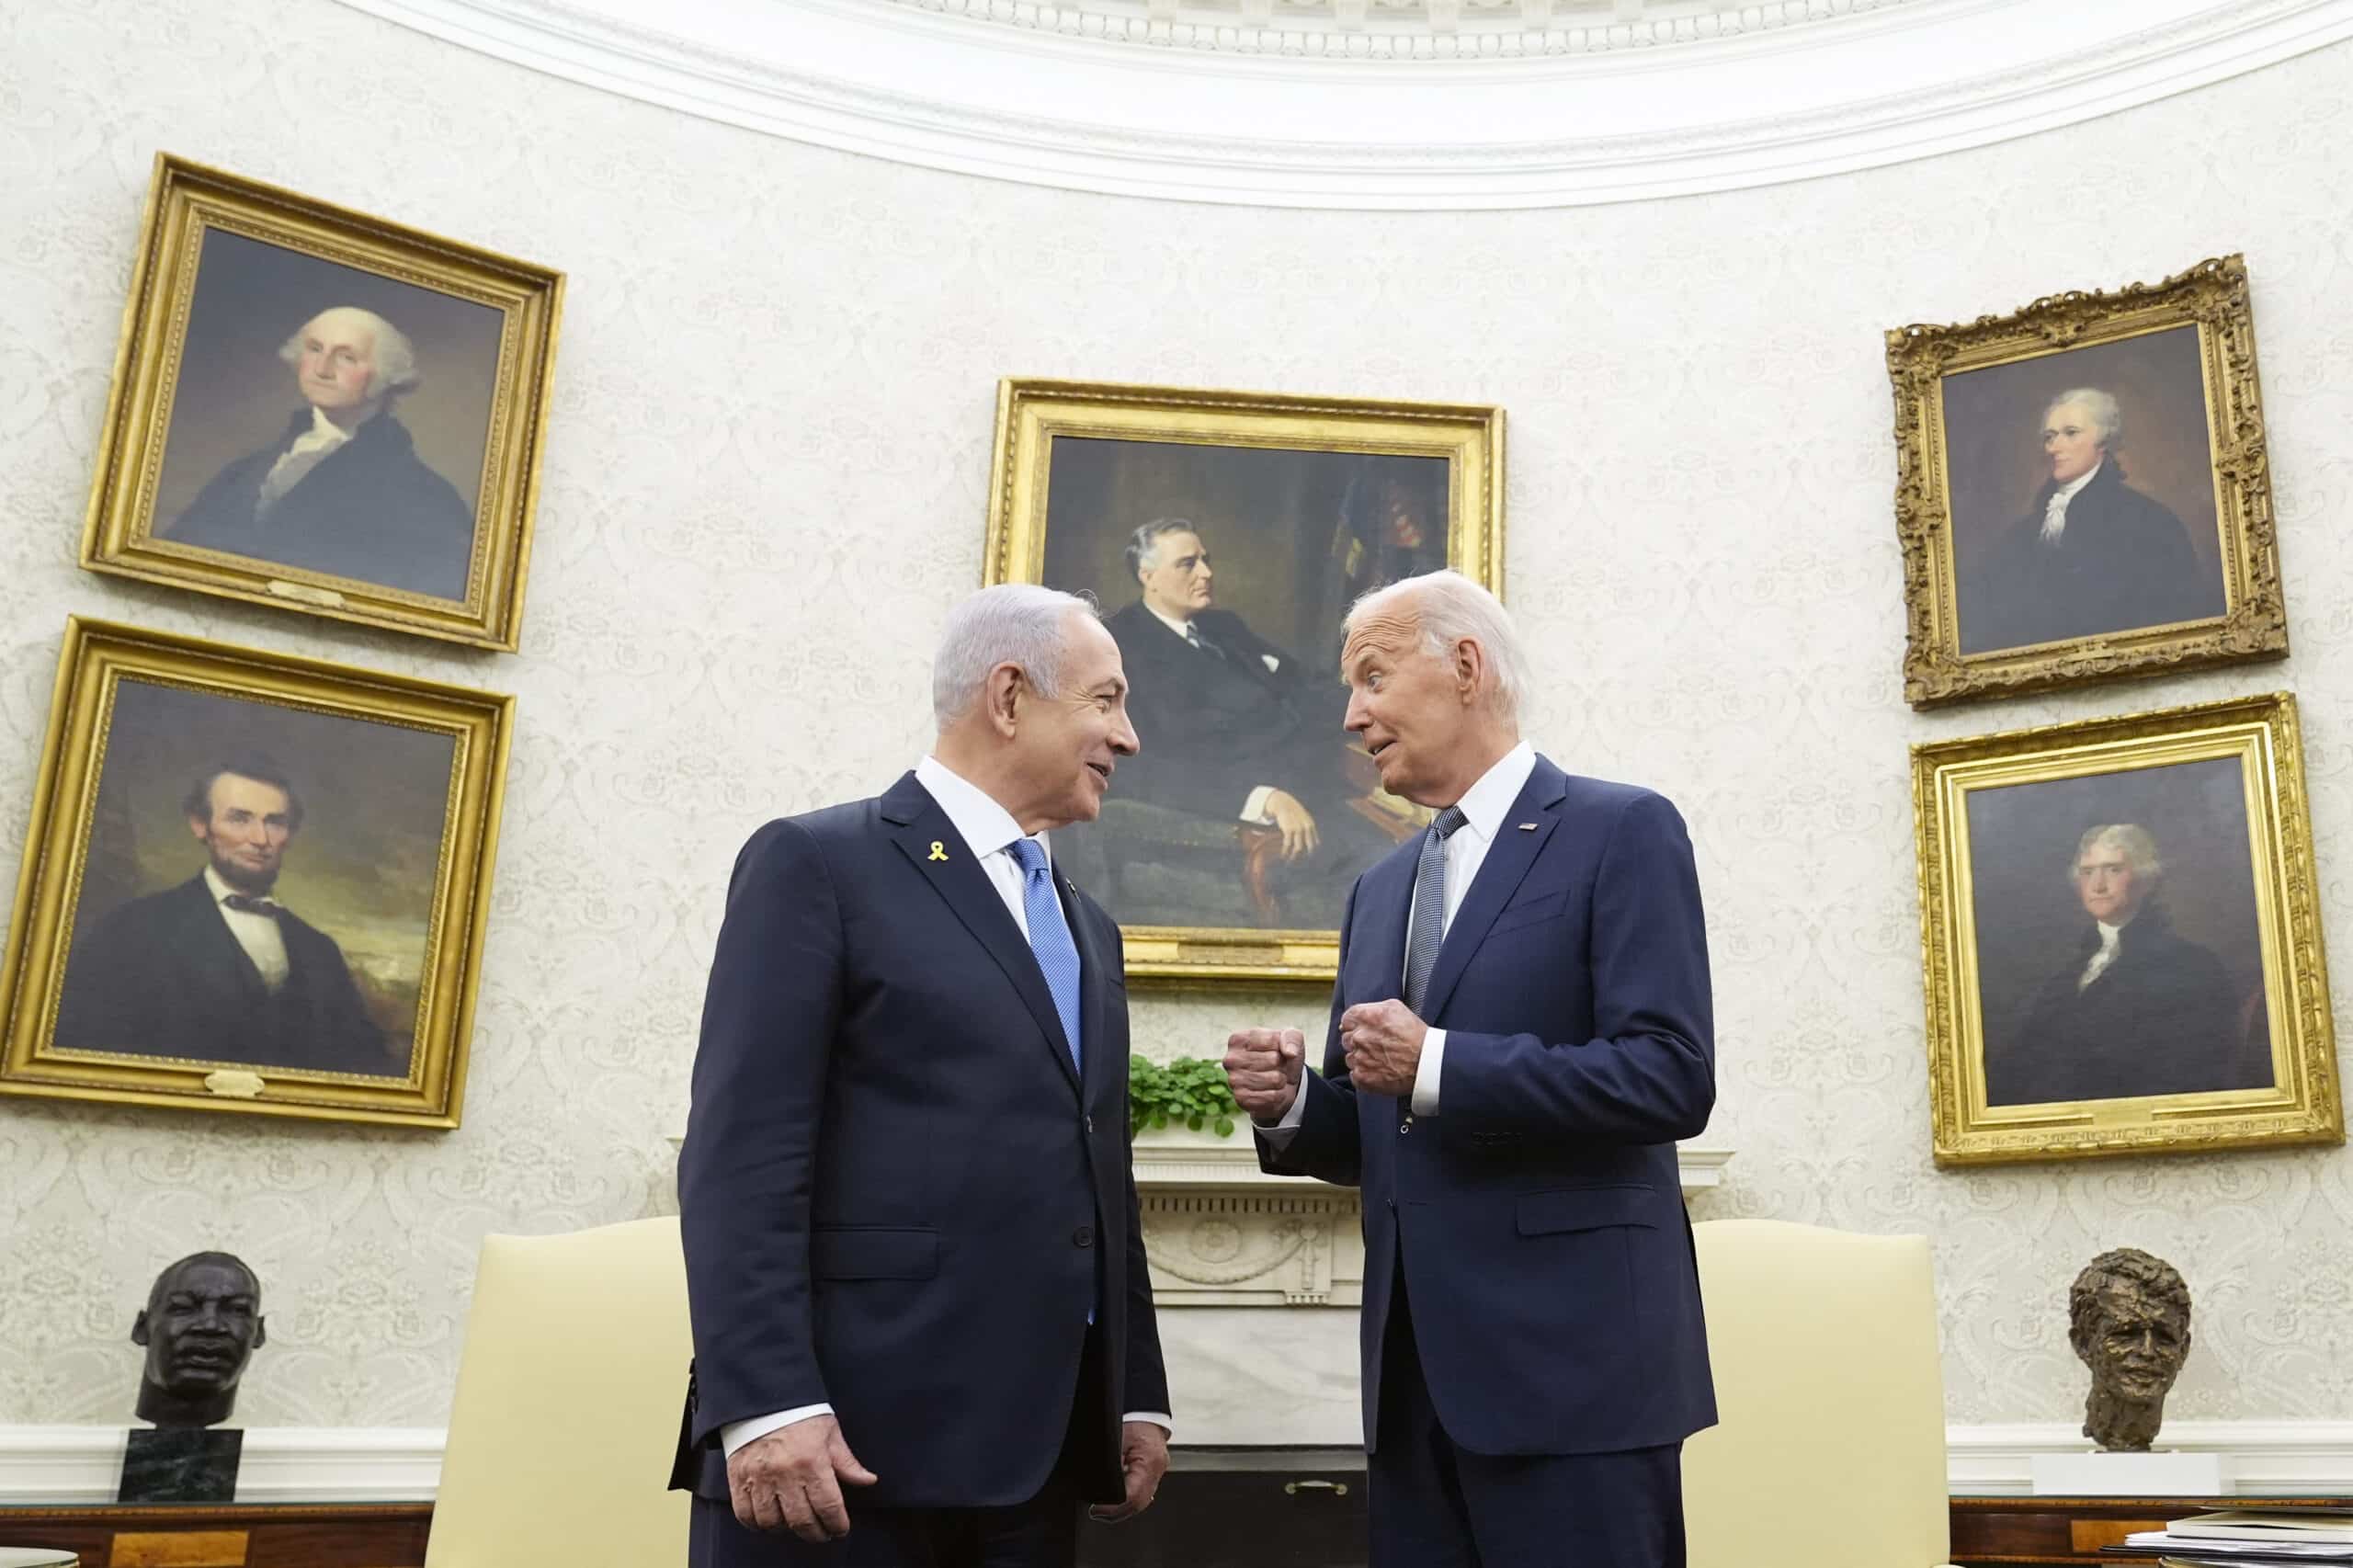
left=1090, top=1422, right=1169, bottom=1523
left=1339, top=1000, right=1427, bottom=1096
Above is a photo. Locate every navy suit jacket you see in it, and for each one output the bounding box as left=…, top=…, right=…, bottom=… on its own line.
left=672, top=773, right=1168, bottom=1510
left=1263, top=756, right=1717, bottom=1457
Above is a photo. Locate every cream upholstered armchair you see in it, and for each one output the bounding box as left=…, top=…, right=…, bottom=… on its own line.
left=426, top=1217, right=693, bottom=1566
left=1682, top=1220, right=1961, bottom=1568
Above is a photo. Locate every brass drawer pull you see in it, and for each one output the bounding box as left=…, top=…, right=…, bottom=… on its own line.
left=1284, top=1479, right=1349, bottom=1497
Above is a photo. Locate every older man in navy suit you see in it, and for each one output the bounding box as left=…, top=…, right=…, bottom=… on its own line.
left=1225, top=570, right=1717, bottom=1567
left=673, top=584, right=1170, bottom=1565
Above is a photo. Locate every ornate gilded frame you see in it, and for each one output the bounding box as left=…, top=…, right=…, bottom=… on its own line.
left=985, top=377, right=1505, bottom=983
left=81, top=154, right=563, bottom=652
left=1913, top=692, right=2337, bottom=1166
left=0, top=619, right=513, bottom=1127
left=1889, top=256, right=2285, bottom=709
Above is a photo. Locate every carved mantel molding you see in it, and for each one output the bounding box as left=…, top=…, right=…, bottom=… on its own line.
left=1132, top=1134, right=1733, bottom=1308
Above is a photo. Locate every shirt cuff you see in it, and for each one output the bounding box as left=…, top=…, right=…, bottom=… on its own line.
left=1122, top=1412, right=1173, bottom=1435
left=1254, top=1073, right=1309, bottom=1149
left=1243, top=785, right=1278, bottom=824
left=721, top=1403, right=834, bottom=1457
left=1410, top=1028, right=1446, bottom=1117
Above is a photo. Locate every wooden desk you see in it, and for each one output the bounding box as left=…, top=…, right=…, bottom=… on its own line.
left=0, top=1504, right=431, bottom=1567
left=1951, top=1494, right=2353, bottom=1564
left=4, top=1486, right=2338, bottom=1565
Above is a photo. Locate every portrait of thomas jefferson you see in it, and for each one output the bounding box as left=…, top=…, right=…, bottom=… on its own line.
left=1957, top=382, right=2225, bottom=656
left=1981, top=823, right=2271, bottom=1107
left=162, top=304, right=476, bottom=600
left=53, top=756, right=393, bottom=1076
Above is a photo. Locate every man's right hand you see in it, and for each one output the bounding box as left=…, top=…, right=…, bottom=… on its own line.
left=726, top=1415, right=878, bottom=1543
left=1263, top=790, right=1320, bottom=861
left=1224, top=1027, right=1306, bottom=1122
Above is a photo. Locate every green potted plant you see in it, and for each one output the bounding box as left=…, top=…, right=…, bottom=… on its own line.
left=1127, top=1053, right=1242, bottom=1142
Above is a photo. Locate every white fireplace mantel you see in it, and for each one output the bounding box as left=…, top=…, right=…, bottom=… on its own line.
left=1133, top=1134, right=1732, bottom=1309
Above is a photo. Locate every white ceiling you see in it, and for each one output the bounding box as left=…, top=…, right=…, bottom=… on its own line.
left=336, top=0, right=2353, bottom=207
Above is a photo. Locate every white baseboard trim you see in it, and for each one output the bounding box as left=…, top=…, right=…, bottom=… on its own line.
left=5, top=1419, right=2350, bottom=1502
left=1948, top=1420, right=2353, bottom=1495
left=0, top=1426, right=444, bottom=1503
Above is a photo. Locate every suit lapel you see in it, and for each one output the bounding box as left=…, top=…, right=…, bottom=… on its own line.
left=1354, top=849, right=1415, bottom=1003
left=882, top=774, right=1080, bottom=1095
left=1418, top=757, right=1568, bottom=1023
left=178, top=877, right=272, bottom=1006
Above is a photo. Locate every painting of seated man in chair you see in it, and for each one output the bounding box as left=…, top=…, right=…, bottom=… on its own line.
left=986, top=380, right=1504, bottom=981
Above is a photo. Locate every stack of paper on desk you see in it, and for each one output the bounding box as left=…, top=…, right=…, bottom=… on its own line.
left=2117, top=1509, right=2353, bottom=1562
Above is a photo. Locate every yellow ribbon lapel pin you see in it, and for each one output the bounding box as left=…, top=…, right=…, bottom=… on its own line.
left=927, top=841, right=949, bottom=861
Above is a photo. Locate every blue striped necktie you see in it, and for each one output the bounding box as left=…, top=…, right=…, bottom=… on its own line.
left=1404, top=805, right=1469, bottom=1016
left=1008, top=837, right=1083, bottom=1074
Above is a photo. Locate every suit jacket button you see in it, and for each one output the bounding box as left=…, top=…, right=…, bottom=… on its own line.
left=1074, top=1225, right=1095, bottom=1248
left=1086, top=1115, right=1095, bottom=1136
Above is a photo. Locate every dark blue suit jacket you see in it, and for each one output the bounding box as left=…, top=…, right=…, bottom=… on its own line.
left=1263, top=756, right=1717, bottom=1457
left=672, top=773, right=1168, bottom=1509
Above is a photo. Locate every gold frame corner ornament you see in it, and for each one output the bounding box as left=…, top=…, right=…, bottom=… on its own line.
left=984, top=377, right=1505, bottom=984
left=1888, top=254, right=2287, bottom=710
left=1912, top=690, right=2339, bottom=1166
left=0, top=618, right=514, bottom=1128
left=79, top=153, right=565, bottom=653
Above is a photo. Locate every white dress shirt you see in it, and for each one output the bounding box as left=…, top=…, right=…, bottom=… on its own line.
left=204, top=865, right=289, bottom=993
left=2039, top=461, right=2103, bottom=544
left=721, top=756, right=1171, bottom=1458
left=1142, top=602, right=1284, bottom=824
left=257, top=407, right=355, bottom=514
left=2079, top=919, right=2127, bottom=991
left=1261, top=741, right=1539, bottom=1142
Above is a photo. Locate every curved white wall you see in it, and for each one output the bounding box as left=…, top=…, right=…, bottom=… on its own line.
left=3, top=0, right=2352, bottom=1444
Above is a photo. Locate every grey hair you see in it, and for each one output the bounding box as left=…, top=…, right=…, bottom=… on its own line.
left=931, top=584, right=1101, bottom=730
left=1347, top=569, right=1529, bottom=722
left=1123, top=517, right=1200, bottom=581
left=2045, top=387, right=2121, bottom=449
left=278, top=306, right=421, bottom=395
left=2074, top=824, right=2161, bottom=881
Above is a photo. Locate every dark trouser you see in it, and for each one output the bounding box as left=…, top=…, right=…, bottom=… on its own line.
left=1370, top=1264, right=1686, bottom=1568
left=689, top=1334, right=1111, bottom=1568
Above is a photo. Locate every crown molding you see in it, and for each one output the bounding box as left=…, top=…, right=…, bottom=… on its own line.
left=334, top=0, right=2353, bottom=207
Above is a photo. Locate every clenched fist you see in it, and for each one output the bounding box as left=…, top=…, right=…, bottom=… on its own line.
left=1223, top=1027, right=1306, bottom=1122
left=1338, top=1000, right=1427, bottom=1097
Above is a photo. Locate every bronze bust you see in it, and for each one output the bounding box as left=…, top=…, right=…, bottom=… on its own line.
left=131, top=1252, right=267, bottom=1428
left=2067, top=1248, right=2190, bottom=1452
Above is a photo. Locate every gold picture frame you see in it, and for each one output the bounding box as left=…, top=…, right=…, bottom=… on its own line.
left=1913, top=692, right=2337, bottom=1165
left=81, top=153, right=563, bottom=652
left=0, top=619, right=514, bottom=1127
left=1889, top=255, right=2286, bottom=709
left=986, top=377, right=1505, bottom=983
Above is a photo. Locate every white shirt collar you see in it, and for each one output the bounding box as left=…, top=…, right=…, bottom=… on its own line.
left=1142, top=601, right=1197, bottom=641
left=297, top=405, right=354, bottom=449
left=1448, top=741, right=1538, bottom=845
left=915, top=755, right=1045, bottom=866
left=2052, top=460, right=2102, bottom=506
left=203, top=865, right=279, bottom=907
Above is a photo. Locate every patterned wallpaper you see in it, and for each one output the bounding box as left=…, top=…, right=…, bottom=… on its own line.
left=3, top=0, right=2352, bottom=1431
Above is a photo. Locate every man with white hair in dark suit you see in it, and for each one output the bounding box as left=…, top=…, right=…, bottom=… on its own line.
left=167, top=304, right=476, bottom=599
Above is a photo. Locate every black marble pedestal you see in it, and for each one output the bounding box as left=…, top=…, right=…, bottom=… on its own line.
left=118, top=1426, right=243, bottom=1503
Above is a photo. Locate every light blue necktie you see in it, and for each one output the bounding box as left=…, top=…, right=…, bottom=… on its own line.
left=1404, top=805, right=1469, bottom=1016
left=1008, top=837, right=1083, bottom=1074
